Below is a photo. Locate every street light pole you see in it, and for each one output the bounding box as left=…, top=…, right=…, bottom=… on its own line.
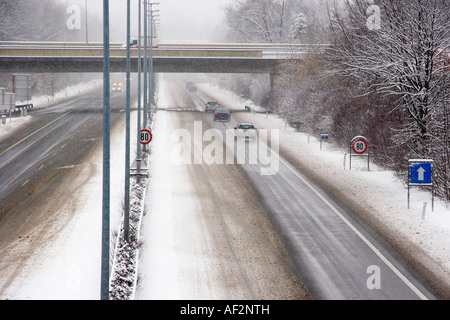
left=85, top=0, right=88, bottom=44
left=136, top=0, right=143, bottom=180
left=124, top=0, right=131, bottom=242
left=143, top=0, right=148, bottom=132
left=149, top=11, right=158, bottom=107
left=148, top=3, right=159, bottom=126
left=101, top=0, right=111, bottom=301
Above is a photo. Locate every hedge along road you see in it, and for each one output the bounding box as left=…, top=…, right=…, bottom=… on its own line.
left=0, top=86, right=135, bottom=294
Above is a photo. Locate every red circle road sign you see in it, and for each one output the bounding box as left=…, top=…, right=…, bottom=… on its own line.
left=140, top=129, right=152, bottom=145
left=351, top=136, right=368, bottom=154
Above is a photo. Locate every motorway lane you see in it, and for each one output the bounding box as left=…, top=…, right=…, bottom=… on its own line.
left=242, top=156, right=435, bottom=299
left=136, top=81, right=311, bottom=299
left=0, top=87, right=132, bottom=292
left=190, top=88, right=437, bottom=299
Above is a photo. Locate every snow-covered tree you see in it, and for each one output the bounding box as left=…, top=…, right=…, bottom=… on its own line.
left=0, top=0, right=103, bottom=98
left=224, top=0, right=331, bottom=108
left=290, top=12, right=308, bottom=40
left=225, top=0, right=288, bottom=43
left=328, top=0, right=450, bottom=200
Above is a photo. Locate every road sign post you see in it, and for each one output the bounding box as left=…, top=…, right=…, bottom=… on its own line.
left=130, top=129, right=152, bottom=178
left=12, top=74, right=31, bottom=101
left=350, top=136, right=369, bottom=170
left=408, top=159, right=434, bottom=211
left=320, top=133, right=329, bottom=150
left=140, top=128, right=152, bottom=145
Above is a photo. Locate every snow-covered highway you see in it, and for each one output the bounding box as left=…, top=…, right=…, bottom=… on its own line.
left=0, top=77, right=449, bottom=300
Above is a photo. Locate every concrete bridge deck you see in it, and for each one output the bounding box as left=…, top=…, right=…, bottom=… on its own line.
left=0, top=42, right=326, bottom=73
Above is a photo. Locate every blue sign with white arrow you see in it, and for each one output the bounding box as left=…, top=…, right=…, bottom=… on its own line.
left=410, top=162, right=432, bottom=185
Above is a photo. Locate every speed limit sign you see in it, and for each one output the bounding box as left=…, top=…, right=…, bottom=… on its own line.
left=351, top=136, right=368, bottom=155
left=140, top=129, right=152, bottom=145
left=349, top=136, right=369, bottom=170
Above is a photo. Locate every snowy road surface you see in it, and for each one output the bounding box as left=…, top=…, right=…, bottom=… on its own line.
left=135, top=80, right=436, bottom=299
left=0, top=77, right=448, bottom=300
left=135, top=84, right=309, bottom=299
left=0, top=84, right=134, bottom=299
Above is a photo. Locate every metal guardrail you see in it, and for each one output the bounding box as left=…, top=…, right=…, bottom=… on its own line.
left=0, top=48, right=263, bottom=59
left=0, top=41, right=330, bottom=58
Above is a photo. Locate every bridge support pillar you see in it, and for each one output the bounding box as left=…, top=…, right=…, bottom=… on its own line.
left=269, top=72, right=278, bottom=111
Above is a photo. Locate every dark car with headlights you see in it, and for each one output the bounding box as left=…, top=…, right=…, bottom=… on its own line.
left=213, top=108, right=231, bottom=122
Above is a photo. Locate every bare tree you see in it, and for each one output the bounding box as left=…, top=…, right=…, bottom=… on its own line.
left=0, top=0, right=75, bottom=41
left=328, top=0, right=450, bottom=199
left=225, top=0, right=301, bottom=43
left=0, top=0, right=103, bottom=98
left=224, top=0, right=332, bottom=109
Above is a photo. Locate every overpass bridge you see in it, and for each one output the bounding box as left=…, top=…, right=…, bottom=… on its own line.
left=0, top=42, right=328, bottom=74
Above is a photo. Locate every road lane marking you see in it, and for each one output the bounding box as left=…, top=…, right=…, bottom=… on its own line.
left=57, top=165, right=81, bottom=169
left=0, top=113, right=70, bottom=158
left=272, top=152, right=429, bottom=300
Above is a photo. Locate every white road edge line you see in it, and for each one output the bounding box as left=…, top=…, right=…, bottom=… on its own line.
left=0, top=113, right=70, bottom=157
left=274, top=152, right=428, bottom=300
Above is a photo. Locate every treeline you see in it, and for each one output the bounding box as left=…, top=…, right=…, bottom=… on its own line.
left=224, top=0, right=450, bottom=201
left=0, top=0, right=102, bottom=98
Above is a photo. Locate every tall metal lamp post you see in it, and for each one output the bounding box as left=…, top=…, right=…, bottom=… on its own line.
left=143, top=0, right=148, bottom=133
left=135, top=0, right=143, bottom=180
left=145, top=2, right=159, bottom=130
left=123, top=0, right=132, bottom=242
left=85, top=0, right=88, bottom=44
left=101, top=0, right=111, bottom=301
left=149, top=10, right=159, bottom=109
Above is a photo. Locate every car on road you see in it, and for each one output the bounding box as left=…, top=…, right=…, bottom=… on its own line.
left=205, top=100, right=219, bottom=112
left=112, top=82, right=122, bottom=92
left=234, top=123, right=257, bottom=140
left=213, top=108, right=231, bottom=122
left=185, top=81, right=197, bottom=92
left=121, top=38, right=138, bottom=49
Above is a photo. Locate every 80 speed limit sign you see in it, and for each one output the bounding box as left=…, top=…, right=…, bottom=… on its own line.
left=140, top=129, right=152, bottom=145
left=351, top=136, right=368, bottom=155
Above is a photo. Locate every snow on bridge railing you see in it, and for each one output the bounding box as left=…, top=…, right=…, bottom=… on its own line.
left=0, top=41, right=331, bottom=58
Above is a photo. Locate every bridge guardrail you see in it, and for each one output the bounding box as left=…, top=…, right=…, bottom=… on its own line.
left=0, top=42, right=330, bottom=59
left=0, top=47, right=263, bottom=58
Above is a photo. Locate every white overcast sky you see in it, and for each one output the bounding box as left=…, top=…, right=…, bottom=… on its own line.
left=59, top=0, right=234, bottom=43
